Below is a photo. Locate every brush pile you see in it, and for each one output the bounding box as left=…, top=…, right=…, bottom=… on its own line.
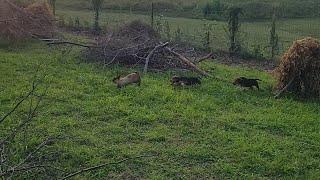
left=0, top=0, right=55, bottom=40
left=275, top=37, right=320, bottom=97
left=86, top=20, right=190, bottom=69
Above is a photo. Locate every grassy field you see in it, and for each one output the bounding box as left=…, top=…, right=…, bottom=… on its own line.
left=55, top=0, right=320, bottom=20
left=57, top=9, right=320, bottom=57
left=1, top=41, right=320, bottom=179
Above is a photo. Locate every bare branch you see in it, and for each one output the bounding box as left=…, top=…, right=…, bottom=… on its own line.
left=61, top=154, right=156, bottom=180
left=15, top=138, right=55, bottom=168
left=144, top=42, right=169, bottom=74
left=0, top=165, right=64, bottom=178
left=274, top=77, right=295, bottom=99
left=196, top=52, right=214, bottom=63
left=0, top=82, right=37, bottom=124
left=164, top=47, right=212, bottom=77
left=47, top=41, right=98, bottom=48
left=1, top=85, right=47, bottom=146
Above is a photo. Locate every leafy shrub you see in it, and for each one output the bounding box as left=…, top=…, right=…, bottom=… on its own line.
left=203, top=0, right=228, bottom=20
left=240, top=2, right=273, bottom=19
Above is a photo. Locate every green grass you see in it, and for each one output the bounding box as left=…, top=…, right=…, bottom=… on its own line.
left=1, top=42, right=320, bottom=179
left=57, top=9, right=320, bottom=57
left=55, top=0, right=320, bottom=20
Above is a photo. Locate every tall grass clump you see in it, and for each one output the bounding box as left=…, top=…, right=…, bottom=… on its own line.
left=227, top=7, right=242, bottom=55
left=91, top=0, right=104, bottom=33
left=269, top=11, right=279, bottom=59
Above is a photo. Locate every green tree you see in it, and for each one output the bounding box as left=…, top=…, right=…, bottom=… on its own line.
left=91, top=0, right=104, bottom=33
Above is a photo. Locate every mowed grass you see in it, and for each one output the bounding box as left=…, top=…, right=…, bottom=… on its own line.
left=1, top=42, right=320, bottom=179
left=57, top=9, right=320, bottom=56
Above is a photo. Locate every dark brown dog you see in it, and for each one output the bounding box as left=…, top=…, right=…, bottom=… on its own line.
left=233, top=77, right=261, bottom=90
left=171, top=76, right=201, bottom=86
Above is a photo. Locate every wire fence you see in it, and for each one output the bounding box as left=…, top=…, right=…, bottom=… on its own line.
left=56, top=4, right=320, bottom=60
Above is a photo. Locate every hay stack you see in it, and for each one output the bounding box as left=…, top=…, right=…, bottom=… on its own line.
left=275, top=37, right=320, bottom=97
left=0, top=0, right=55, bottom=40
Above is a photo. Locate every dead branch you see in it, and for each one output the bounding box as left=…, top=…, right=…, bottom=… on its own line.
left=2, top=89, right=46, bottom=146
left=61, top=154, right=156, bottom=180
left=0, top=165, right=64, bottom=177
left=164, top=47, right=212, bottom=77
left=144, top=42, right=169, bottom=74
left=196, top=52, right=214, bottom=63
left=15, top=138, right=55, bottom=168
left=0, top=82, right=37, bottom=124
left=274, top=77, right=296, bottom=99
left=47, top=41, right=98, bottom=48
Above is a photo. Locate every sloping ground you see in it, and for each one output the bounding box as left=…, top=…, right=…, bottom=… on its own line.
left=0, top=43, right=320, bottom=179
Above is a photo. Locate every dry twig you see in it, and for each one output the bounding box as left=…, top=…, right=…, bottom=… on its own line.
left=61, top=154, right=156, bottom=180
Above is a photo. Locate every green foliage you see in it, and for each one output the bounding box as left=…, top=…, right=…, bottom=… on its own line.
left=75, top=17, right=81, bottom=30
left=67, top=17, right=74, bottom=28
left=1, top=42, right=320, bottom=179
left=241, top=43, right=266, bottom=60
left=269, top=12, right=279, bottom=59
left=174, top=26, right=183, bottom=43
left=56, top=9, right=320, bottom=57
left=151, top=2, right=154, bottom=28
left=240, top=2, right=273, bottom=19
left=57, top=15, right=66, bottom=27
left=164, top=20, right=171, bottom=41
left=201, top=21, right=214, bottom=51
left=202, top=0, right=228, bottom=20
left=227, top=7, right=242, bottom=55
left=56, top=0, right=320, bottom=20
left=91, top=0, right=104, bottom=32
left=154, top=15, right=165, bottom=35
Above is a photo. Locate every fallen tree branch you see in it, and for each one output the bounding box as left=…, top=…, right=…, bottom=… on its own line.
left=1, top=85, right=47, bottom=146
left=47, top=41, right=98, bottom=48
left=0, top=165, right=64, bottom=177
left=274, top=77, right=296, bottom=99
left=15, top=138, right=55, bottom=168
left=143, top=42, right=169, bottom=74
left=0, top=82, right=37, bottom=124
left=165, top=47, right=212, bottom=77
left=196, top=52, right=214, bottom=63
left=61, top=154, right=156, bottom=180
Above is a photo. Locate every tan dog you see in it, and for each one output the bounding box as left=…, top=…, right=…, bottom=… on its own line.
left=113, top=72, right=141, bottom=88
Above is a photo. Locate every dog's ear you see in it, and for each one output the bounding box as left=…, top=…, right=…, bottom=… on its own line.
left=113, top=75, right=120, bottom=82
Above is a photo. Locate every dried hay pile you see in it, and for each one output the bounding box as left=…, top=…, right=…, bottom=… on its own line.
left=275, top=37, right=320, bottom=97
left=86, top=20, right=189, bottom=69
left=0, top=0, right=55, bottom=40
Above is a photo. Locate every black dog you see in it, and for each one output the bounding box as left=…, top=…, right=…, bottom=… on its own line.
left=233, top=77, right=261, bottom=90
left=171, top=76, right=201, bottom=86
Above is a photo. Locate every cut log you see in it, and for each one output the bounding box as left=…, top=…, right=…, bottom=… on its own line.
left=165, top=47, right=212, bottom=77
